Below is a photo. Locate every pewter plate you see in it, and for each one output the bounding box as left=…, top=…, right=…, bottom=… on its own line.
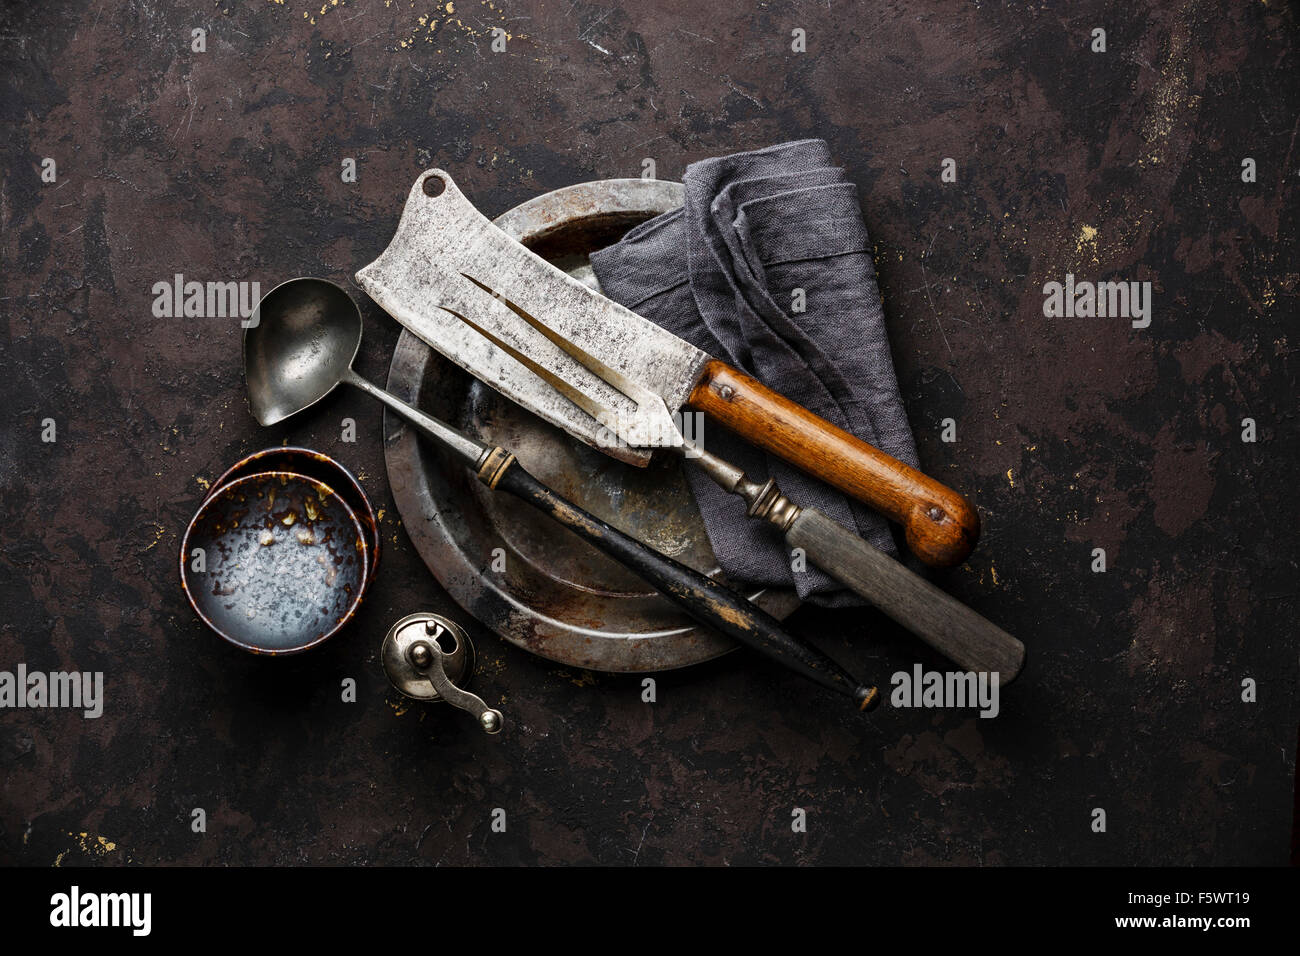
left=381, top=179, right=800, bottom=673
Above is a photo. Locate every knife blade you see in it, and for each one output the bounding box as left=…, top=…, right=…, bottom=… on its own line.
left=356, top=169, right=979, bottom=568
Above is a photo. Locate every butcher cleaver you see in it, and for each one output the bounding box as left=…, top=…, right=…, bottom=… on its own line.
left=356, top=170, right=979, bottom=568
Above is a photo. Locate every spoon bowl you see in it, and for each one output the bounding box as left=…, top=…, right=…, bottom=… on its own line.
left=244, top=276, right=489, bottom=467
left=245, top=278, right=362, bottom=425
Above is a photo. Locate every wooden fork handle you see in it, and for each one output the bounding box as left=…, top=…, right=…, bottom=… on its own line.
left=688, top=359, right=979, bottom=568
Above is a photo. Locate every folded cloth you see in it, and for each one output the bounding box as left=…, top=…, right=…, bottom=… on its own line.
left=589, top=140, right=919, bottom=606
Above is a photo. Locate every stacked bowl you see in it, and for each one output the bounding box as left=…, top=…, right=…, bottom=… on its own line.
left=179, top=447, right=380, bottom=655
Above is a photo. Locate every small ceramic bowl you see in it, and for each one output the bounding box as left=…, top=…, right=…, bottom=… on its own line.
left=204, top=446, right=379, bottom=593
left=181, top=471, right=369, bottom=655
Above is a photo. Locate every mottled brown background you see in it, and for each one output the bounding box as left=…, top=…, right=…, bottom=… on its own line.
left=1, top=0, right=1296, bottom=866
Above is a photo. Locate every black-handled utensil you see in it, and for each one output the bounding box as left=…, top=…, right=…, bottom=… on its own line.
left=243, top=277, right=880, bottom=710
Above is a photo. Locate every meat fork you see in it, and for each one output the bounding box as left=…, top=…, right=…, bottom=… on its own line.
left=441, top=275, right=1026, bottom=682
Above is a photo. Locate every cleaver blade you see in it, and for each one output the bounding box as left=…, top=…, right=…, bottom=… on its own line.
left=356, top=172, right=701, bottom=467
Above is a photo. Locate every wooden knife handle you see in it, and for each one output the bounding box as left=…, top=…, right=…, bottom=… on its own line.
left=688, top=359, right=979, bottom=568
left=785, top=507, right=1025, bottom=682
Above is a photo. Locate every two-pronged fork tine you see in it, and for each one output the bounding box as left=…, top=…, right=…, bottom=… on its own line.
left=459, top=274, right=664, bottom=412
left=439, top=302, right=616, bottom=430
left=453, top=274, right=682, bottom=451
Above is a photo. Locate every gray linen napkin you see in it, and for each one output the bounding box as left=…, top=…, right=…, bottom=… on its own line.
left=589, top=140, right=918, bottom=606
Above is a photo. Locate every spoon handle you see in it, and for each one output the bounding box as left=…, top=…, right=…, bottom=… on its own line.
left=343, top=368, right=490, bottom=468
left=477, top=446, right=879, bottom=710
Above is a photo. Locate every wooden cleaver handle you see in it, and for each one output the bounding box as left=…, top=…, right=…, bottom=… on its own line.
left=688, top=359, right=980, bottom=568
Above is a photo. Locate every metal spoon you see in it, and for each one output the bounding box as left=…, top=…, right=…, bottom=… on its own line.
left=244, top=277, right=484, bottom=465
left=243, top=277, right=881, bottom=710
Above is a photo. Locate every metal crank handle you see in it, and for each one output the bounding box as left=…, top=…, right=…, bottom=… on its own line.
left=686, top=441, right=1026, bottom=683
left=406, top=638, right=504, bottom=734
left=475, top=448, right=880, bottom=711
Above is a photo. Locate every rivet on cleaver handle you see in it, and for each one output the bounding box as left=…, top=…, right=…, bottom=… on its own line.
left=356, top=169, right=979, bottom=568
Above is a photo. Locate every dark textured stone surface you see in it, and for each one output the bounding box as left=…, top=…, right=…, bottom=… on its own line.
left=1, top=0, right=1296, bottom=866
